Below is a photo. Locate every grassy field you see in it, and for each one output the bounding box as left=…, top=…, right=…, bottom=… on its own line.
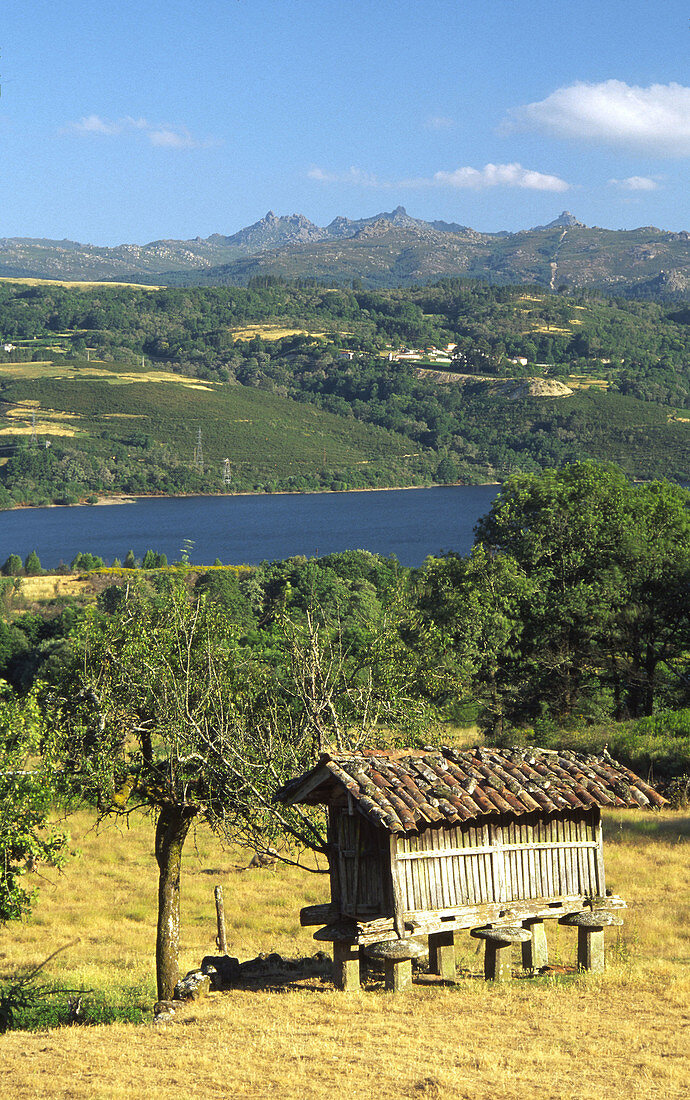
left=0, top=361, right=216, bottom=389
left=0, top=806, right=688, bottom=1099
left=230, top=325, right=328, bottom=341
left=0, top=277, right=161, bottom=290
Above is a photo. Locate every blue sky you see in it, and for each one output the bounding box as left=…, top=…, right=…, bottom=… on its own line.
left=3, top=0, right=690, bottom=243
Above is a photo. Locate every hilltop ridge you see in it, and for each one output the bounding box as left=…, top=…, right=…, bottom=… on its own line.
left=1, top=210, right=690, bottom=298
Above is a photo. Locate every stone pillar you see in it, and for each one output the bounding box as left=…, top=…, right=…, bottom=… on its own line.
left=333, top=941, right=360, bottom=992
left=384, top=957, right=412, bottom=992
left=578, top=927, right=605, bottom=973
left=428, top=930, right=456, bottom=982
left=484, top=940, right=512, bottom=982
left=521, top=918, right=548, bottom=971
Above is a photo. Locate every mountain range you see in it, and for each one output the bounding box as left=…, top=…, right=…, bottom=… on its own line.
left=2, top=208, right=690, bottom=297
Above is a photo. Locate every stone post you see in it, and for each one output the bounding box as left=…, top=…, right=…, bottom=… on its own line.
left=484, top=940, right=512, bottom=982
left=521, top=918, right=548, bottom=971
left=384, top=957, right=412, bottom=992
left=333, top=941, right=360, bottom=992
left=429, top=930, right=456, bottom=982
left=578, top=927, right=605, bottom=973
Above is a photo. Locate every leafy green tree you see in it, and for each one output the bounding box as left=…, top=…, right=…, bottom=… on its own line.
left=415, top=546, right=535, bottom=729
left=70, top=552, right=104, bottom=572
left=436, top=455, right=459, bottom=484
left=58, top=575, right=430, bottom=998
left=475, top=462, right=690, bottom=722
left=123, top=549, right=137, bottom=569
left=23, top=552, right=42, bottom=577
left=1, top=555, right=23, bottom=577
left=58, top=583, right=332, bottom=997
left=59, top=584, right=255, bottom=998
left=0, top=682, right=68, bottom=922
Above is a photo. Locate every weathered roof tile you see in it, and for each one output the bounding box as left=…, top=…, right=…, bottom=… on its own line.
left=275, top=746, right=666, bottom=832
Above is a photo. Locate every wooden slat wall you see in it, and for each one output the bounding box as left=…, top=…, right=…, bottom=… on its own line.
left=395, top=810, right=602, bottom=912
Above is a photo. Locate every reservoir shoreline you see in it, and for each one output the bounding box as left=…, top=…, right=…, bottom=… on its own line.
left=2, top=481, right=501, bottom=512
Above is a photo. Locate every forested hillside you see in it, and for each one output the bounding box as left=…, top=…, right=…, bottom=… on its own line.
left=1, top=277, right=690, bottom=505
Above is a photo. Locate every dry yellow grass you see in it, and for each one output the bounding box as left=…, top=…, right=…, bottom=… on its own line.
left=0, top=362, right=216, bottom=390
left=0, top=424, right=77, bottom=438
left=230, top=325, right=326, bottom=341
left=0, top=809, right=687, bottom=1099
left=567, top=376, right=610, bottom=391
left=0, top=277, right=161, bottom=290
left=13, top=575, right=94, bottom=601
left=531, top=324, right=572, bottom=336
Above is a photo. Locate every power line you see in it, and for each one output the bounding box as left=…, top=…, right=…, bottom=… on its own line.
left=193, top=427, right=204, bottom=474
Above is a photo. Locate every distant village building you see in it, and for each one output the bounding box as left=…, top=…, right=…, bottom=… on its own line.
left=277, top=746, right=665, bottom=991
left=3, top=343, right=16, bottom=353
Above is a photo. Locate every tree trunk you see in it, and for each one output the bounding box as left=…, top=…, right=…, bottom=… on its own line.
left=154, top=803, right=197, bottom=1001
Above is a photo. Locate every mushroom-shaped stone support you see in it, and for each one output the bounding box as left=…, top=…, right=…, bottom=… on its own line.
left=559, top=910, right=623, bottom=973
left=471, top=925, right=531, bottom=982
left=363, top=938, right=427, bottom=992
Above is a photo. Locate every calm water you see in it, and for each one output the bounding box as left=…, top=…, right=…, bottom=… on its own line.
left=0, top=485, right=499, bottom=570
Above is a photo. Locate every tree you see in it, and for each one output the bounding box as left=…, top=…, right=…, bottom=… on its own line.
left=0, top=681, right=68, bottom=922
left=1, top=555, right=23, bottom=577
left=414, top=546, right=535, bottom=731
left=474, top=462, right=690, bottom=722
left=58, top=578, right=421, bottom=999
left=70, top=552, right=104, bottom=572
left=23, top=551, right=42, bottom=577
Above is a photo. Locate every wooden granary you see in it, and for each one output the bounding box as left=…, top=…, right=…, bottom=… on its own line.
left=276, top=746, right=665, bottom=990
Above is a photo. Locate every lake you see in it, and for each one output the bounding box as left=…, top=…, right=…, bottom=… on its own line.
left=0, top=485, right=499, bottom=570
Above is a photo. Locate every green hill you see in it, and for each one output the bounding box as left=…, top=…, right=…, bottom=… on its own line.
left=0, top=362, right=433, bottom=505
left=2, top=276, right=690, bottom=506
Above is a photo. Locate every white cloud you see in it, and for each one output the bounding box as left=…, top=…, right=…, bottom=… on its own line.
left=507, top=80, right=690, bottom=156
left=432, top=162, right=570, bottom=192
left=308, top=166, right=383, bottom=187
left=64, top=115, right=206, bottom=149
left=309, top=161, right=569, bottom=192
left=148, top=126, right=197, bottom=149
left=609, top=175, right=660, bottom=191
left=69, top=114, right=125, bottom=135
left=424, top=115, right=454, bottom=131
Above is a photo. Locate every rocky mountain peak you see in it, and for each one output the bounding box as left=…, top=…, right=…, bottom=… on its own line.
left=532, top=211, right=586, bottom=231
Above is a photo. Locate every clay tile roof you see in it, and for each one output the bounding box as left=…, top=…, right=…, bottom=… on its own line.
left=275, top=746, right=666, bottom=833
